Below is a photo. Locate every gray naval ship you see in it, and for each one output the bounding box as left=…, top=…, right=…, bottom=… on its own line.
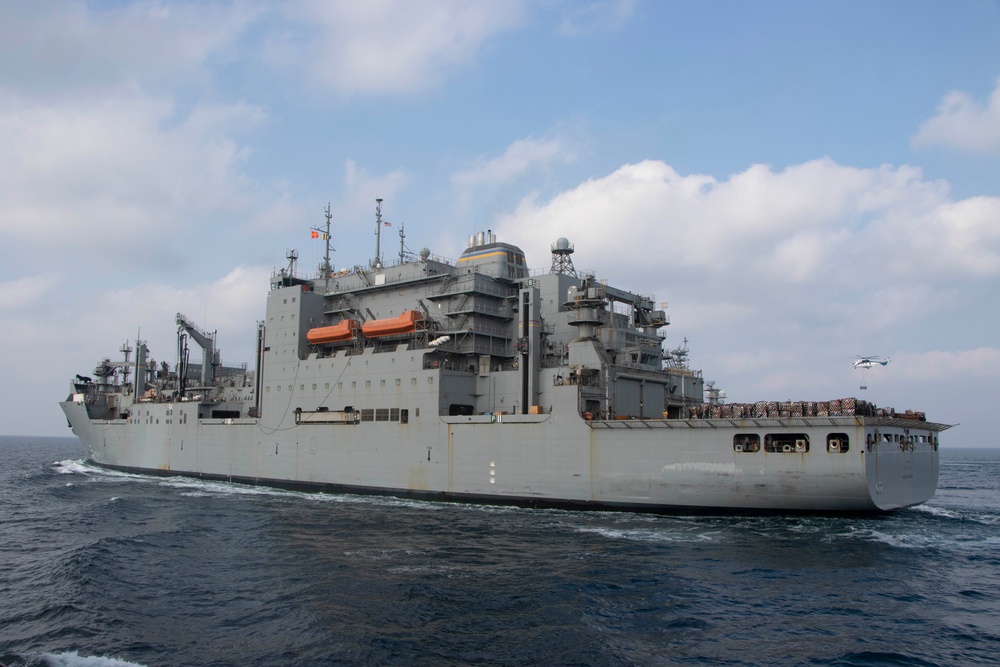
left=61, top=201, right=950, bottom=512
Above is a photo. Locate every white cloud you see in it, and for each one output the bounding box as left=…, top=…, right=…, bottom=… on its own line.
left=0, top=1, right=263, bottom=96
left=0, top=91, right=265, bottom=271
left=879, top=196, right=1000, bottom=278
left=912, top=77, right=1000, bottom=153
left=94, top=265, right=270, bottom=366
left=0, top=273, right=60, bottom=310
left=495, top=158, right=992, bottom=287
left=491, top=157, right=999, bottom=403
left=268, top=0, right=524, bottom=96
left=893, top=348, right=1000, bottom=380
left=340, top=160, right=409, bottom=222
left=0, top=273, right=63, bottom=357
left=452, top=138, right=575, bottom=187
left=558, top=0, right=636, bottom=37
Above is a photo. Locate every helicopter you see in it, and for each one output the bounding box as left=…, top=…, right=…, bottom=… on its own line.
left=853, top=355, right=890, bottom=370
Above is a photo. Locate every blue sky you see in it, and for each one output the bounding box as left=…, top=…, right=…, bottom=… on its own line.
left=2, top=0, right=999, bottom=445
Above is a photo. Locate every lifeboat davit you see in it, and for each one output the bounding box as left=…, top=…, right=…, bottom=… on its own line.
left=306, top=319, right=361, bottom=344
left=362, top=310, right=423, bottom=338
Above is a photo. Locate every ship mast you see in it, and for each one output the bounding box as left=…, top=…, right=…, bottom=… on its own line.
left=311, top=203, right=335, bottom=293
left=374, top=198, right=384, bottom=269
left=322, top=204, right=333, bottom=292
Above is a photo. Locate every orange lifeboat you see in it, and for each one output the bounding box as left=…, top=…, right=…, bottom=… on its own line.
left=306, top=319, right=361, bottom=344
left=361, top=310, right=423, bottom=338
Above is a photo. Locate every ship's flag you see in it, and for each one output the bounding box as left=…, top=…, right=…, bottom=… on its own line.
left=311, top=230, right=328, bottom=240
left=384, top=221, right=392, bottom=227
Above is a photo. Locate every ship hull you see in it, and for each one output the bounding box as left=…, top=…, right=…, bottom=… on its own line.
left=61, top=398, right=941, bottom=513
left=58, top=227, right=946, bottom=514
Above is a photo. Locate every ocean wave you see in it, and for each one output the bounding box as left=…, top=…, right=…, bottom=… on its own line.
left=827, top=523, right=1000, bottom=555
left=51, top=459, right=94, bottom=476
left=154, top=477, right=453, bottom=512
left=51, top=460, right=150, bottom=484
left=915, top=503, right=1000, bottom=526
left=829, top=527, right=935, bottom=550
left=386, top=564, right=469, bottom=578
left=343, top=546, right=429, bottom=561
left=813, top=650, right=941, bottom=666
left=572, top=525, right=718, bottom=543
left=38, top=652, right=147, bottom=667
left=155, top=477, right=295, bottom=498
left=914, top=504, right=962, bottom=520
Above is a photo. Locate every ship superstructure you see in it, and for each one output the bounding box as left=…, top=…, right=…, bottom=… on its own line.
left=61, top=203, right=949, bottom=512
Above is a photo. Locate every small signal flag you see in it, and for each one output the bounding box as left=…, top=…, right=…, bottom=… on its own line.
left=311, top=230, right=318, bottom=239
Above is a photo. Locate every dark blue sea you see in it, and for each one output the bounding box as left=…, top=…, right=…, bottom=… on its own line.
left=1, top=436, right=998, bottom=667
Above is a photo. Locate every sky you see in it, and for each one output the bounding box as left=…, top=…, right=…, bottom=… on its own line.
left=1, top=0, right=999, bottom=446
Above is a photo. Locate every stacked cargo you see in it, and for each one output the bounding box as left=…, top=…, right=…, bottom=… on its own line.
left=683, top=397, right=924, bottom=421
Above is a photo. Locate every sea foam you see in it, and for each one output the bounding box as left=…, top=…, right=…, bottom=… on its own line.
left=40, top=651, right=147, bottom=667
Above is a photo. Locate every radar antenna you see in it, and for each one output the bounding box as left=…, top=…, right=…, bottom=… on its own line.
left=550, top=237, right=577, bottom=276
